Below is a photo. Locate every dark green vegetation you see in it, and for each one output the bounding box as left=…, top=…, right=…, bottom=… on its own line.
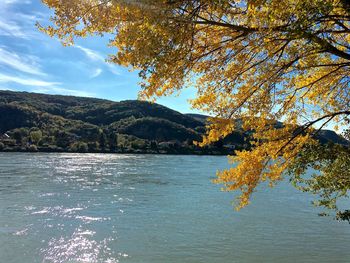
left=0, top=90, right=347, bottom=155
left=0, top=90, right=245, bottom=154
left=288, top=125, right=350, bottom=222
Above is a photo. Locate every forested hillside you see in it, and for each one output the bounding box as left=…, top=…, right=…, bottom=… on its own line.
left=0, top=90, right=347, bottom=154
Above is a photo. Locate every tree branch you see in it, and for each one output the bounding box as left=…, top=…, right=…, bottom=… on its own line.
left=276, top=111, right=350, bottom=155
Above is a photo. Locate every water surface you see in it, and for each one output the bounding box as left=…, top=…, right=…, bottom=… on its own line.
left=0, top=153, right=349, bottom=263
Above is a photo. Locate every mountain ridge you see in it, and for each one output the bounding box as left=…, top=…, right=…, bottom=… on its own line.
left=0, top=90, right=347, bottom=154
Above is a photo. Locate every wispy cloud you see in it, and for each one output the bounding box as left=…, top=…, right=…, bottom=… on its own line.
left=107, top=66, right=122, bottom=76
left=0, top=87, right=15, bottom=91
left=0, top=19, right=27, bottom=38
left=76, top=45, right=104, bottom=61
left=0, top=74, right=59, bottom=87
left=0, top=1, right=44, bottom=39
left=0, top=47, right=46, bottom=76
left=76, top=45, right=121, bottom=75
left=31, top=86, right=96, bottom=97
left=91, top=68, right=103, bottom=78
left=0, top=73, right=95, bottom=97
left=2, top=0, right=31, bottom=5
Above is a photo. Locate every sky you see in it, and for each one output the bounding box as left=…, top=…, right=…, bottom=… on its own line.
left=0, top=0, right=200, bottom=114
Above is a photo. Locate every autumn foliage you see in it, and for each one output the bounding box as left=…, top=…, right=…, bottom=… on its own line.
left=40, top=0, right=350, bottom=210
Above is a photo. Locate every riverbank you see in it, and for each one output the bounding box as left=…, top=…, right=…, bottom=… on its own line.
left=0, top=145, right=232, bottom=155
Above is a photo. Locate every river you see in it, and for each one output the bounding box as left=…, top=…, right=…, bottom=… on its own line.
left=0, top=153, right=349, bottom=263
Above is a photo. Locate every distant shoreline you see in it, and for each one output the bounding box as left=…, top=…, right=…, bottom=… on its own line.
left=0, top=149, right=230, bottom=156
left=1, top=90, right=347, bottom=157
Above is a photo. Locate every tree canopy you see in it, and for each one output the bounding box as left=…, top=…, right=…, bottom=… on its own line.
left=40, top=0, right=350, bottom=216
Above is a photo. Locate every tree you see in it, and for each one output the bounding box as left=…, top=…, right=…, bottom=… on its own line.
left=88, top=141, right=100, bottom=152
left=28, top=144, right=38, bottom=152
left=29, top=130, right=42, bottom=145
left=288, top=123, right=350, bottom=220
left=99, top=130, right=108, bottom=151
left=109, top=132, right=118, bottom=152
left=40, top=0, right=350, bottom=214
left=55, top=130, right=72, bottom=148
left=13, top=129, right=24, bottom=145
left=150, top=140, right=158, bottom=151
left=70, top=141, right=89, bottom=153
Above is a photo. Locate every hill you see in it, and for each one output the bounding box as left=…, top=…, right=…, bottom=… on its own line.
left=0, top=90, right=227, bottom=154
left=0, top=90, right=347, bottom=154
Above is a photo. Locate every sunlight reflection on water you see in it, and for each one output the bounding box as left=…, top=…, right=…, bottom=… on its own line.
left=41, top=228, right=119, bottom=263
left=1, top=153, right=350, bottom=263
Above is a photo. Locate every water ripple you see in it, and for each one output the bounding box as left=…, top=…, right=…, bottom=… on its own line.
left=1, top=153, right=350, bottom=263
left=41, top=229, right=119, bottom=263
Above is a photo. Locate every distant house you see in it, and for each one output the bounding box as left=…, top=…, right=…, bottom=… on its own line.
left=0, top=133, right=16, bottom=146
left=0, top=133, right=10, bottom=139
left=158, top=140, right=182, bottom=149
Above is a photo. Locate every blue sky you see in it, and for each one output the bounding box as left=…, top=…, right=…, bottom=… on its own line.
left=0, top=0, right=199, bottom=114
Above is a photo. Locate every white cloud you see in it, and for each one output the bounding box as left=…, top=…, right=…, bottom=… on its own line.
left=3, top=0, right=31, bottom=5
left=0, top=47, right=46, bottom=76
left=0, top=87, right=14, bottom=91
left=91, top=68, right=103, bottom=78
left=0, top=1, right=44, bottom=39
left=0, top=19, right=27, bottom=38
left=106, top=65, right=121, bottom=76
left=31, top=86, right=96, bottom=97
left=106, top=63, right=121, bottom=75
left=76, top=45, right=104, bottom=61
left=76, top=45, right=121, bottom=75
left=0, top=73, right=95, bottom=97
left=0, top=74, right=59, bottom=87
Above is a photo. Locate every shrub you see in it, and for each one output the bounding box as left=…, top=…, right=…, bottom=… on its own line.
left=30, top=130, right=42, bottom=144
left=70, top=142, right=89, bottom=153
left=28, top=144, right=38, bottom=152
